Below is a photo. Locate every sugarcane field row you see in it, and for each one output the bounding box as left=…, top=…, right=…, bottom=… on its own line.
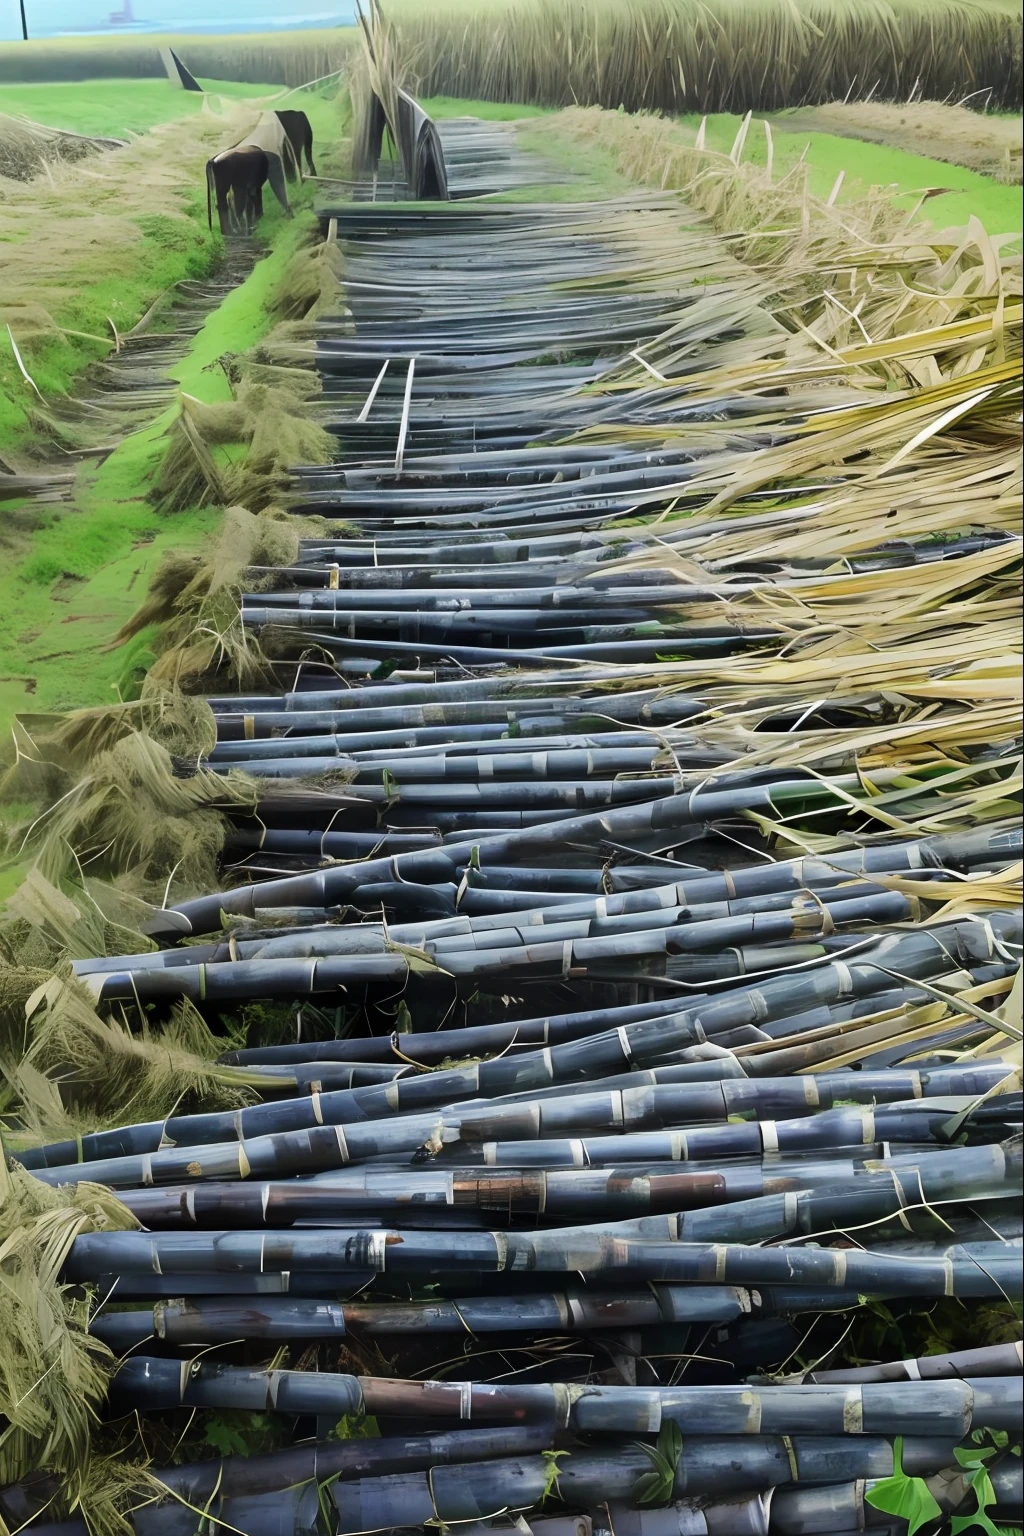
left=1, top=31, right=1022, bottom=1536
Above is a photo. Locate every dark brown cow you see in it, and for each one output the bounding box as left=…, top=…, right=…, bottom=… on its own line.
left=275, top=109, right=317, bottom=177
left=206, top=146, right=270, bottom=236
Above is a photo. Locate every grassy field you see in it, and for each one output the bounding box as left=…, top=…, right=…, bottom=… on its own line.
left=683, top=112, right=1023, bottom=236
left=0, top=76, right=344, bottom=781
left=0, top=77, right=280, bottom=135
left=777, top=102, right=1023, bottom=184
left=0, top=81, right=342, bottom=459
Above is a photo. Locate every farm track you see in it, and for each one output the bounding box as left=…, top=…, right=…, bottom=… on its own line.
left=9, top=124, right=1023, bottom=1534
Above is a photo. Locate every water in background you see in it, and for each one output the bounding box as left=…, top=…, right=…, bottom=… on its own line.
left=6, top=0, right=355, bottom=40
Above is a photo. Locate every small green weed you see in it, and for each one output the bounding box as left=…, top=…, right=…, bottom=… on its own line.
left=333, top=1410, right=380, bottom=1440
left=950, top=1432, right=1024, bottom=1536
left=203, top=1408, right=283, bottom=1459
left=865, top=1437, right=942, bottom=1534
left=540, top=1449, right=569, bottom=1503
left=633, top=1421, right=682, bottom=1504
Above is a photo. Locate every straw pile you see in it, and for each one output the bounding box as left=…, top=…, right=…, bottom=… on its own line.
left=0, top=113, right=125, bottom=184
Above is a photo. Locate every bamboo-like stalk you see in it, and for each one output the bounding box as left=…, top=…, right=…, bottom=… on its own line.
left=67, top=1224, right=1023, bottom=1296
left=146, top=777, right=1023, bottom=938
left=90, top=1280, right=874, bottom=1352
left=29, top=1096, right=992, bottom=1190
left=151, top=1421, right=556, bottom=1506
left=800, top=1340, right=1024, bottom=1384
left=322, top=1437, right=970, bottom=1523
left=21, top=1062, right=1006, bottom=1173
left=110, top=1356, right=1023, bottom=1437
left=770, top=1460, right=1024, bottom=1534
left=110, top=1136, right=1014, bottom=1231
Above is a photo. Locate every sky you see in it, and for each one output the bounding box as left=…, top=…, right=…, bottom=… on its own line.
left=5, top=0, right=355, bottom=40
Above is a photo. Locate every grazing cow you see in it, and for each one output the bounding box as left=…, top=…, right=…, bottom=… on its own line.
left=275, top=109, right=317, bottom=177
left=206, top=145, right=270, bottom=235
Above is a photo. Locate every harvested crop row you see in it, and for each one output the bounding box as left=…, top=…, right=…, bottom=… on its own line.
left=1, top=108, right=1020, bottom=1536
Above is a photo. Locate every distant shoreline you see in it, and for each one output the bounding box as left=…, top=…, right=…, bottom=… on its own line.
left=5, top=11, right=354, bottom=40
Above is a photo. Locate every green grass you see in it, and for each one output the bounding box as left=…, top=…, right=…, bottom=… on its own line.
left=0, top=192, right=222, bottom=462
left=0, top=77, right=278, bottom=136
left=0, top=79, right=337, bottom=898
left=420, top=95, right=549, bottom=121
left=682, top=113, right=1023, bottom=236
left=0, top=77, right=345, bottom=460
left=174, top=208, right=316, bottom=401
left=0, top=199, right=316, bottom=751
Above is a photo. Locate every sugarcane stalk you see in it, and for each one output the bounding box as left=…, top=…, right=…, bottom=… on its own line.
left=108, top=1357, right=1023, bottom=1438
left=148, top=787, right=1019, bottom=941
left=66, top=1222, right=1023, bottom=1296
left=111, top=1137, right=1014, bottom=1231
left=28, top=1096, right=976, bottom=1189
left=22, top=1060, right=1005, bottom=1173
left=799, top=1339, right=1024, bottom=1384
left=769, top=1459, right=1024, bottom=1533
left=325, top=1437, right=967, bottom=1525
left=91, top=1281, right=872, bottom=1352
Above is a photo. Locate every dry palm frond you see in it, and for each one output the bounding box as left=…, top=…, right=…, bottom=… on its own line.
left=6, top=726, right=257, bottom=895
left=153, top=381, right=336, bottom=516
left=0, top=874, right=266, bottom=1144
left=268, top=231, right=346, bottom=324
left=2, top=685, right=257, bottom=905
left=0, top=1159, right=139, bottom=1513
left=557, top=109, right=1022, bottom=393
left=0, top=113, right=124, bottom=183
left=113, top=505, right=331, bottom=693
left=15, top=972, right=261, bottom=1140
left=150, top=394, right=245, bottom=515
left=233, top=382, right=337, bottom=510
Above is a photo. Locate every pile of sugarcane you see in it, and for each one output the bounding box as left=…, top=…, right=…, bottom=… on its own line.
left=6, top=125, right=1022, bottom=1536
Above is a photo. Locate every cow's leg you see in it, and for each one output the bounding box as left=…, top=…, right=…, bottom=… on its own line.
left=215, top=168, right=233, bottom=236
left=226, top=180, right=241, bottom=235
